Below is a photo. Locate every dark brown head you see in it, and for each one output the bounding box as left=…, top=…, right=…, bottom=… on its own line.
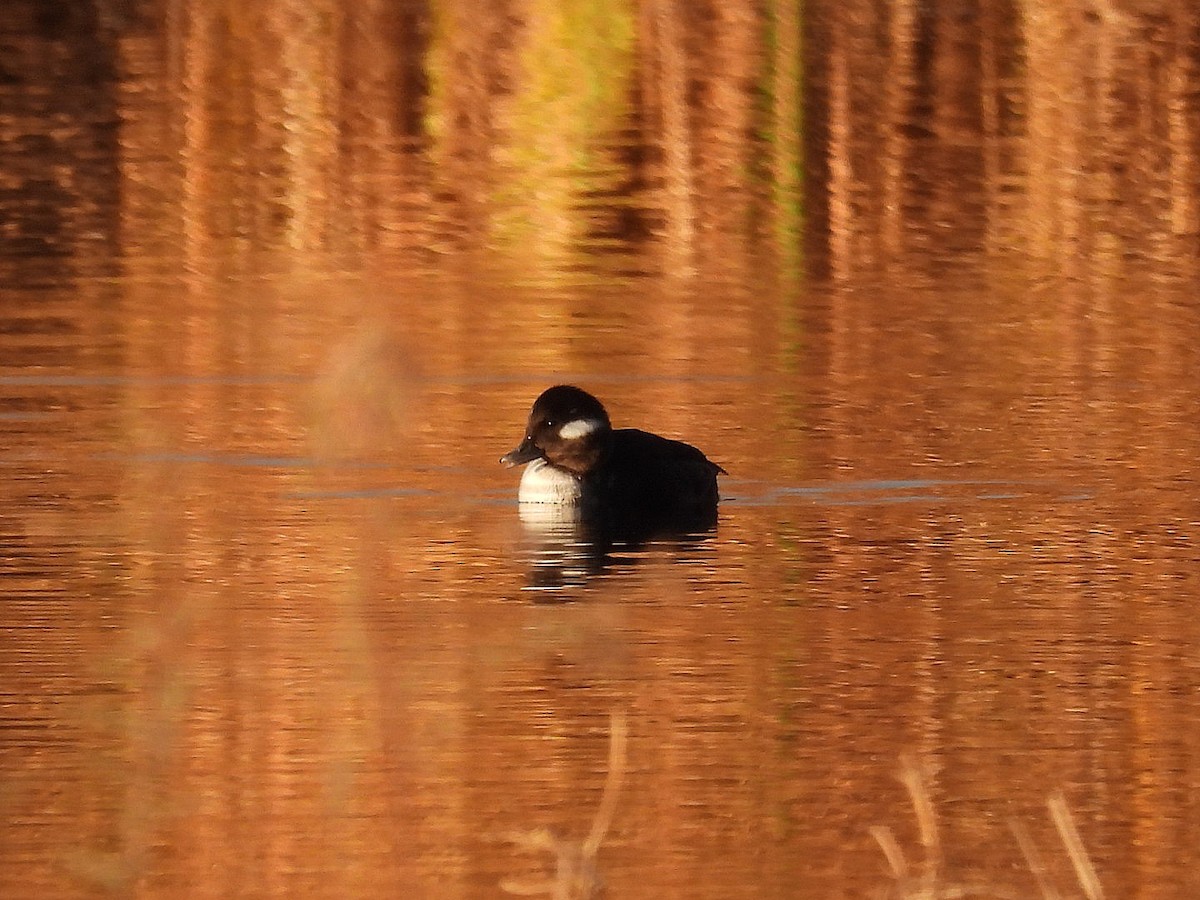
left=500, top=385, right=612, bottom=476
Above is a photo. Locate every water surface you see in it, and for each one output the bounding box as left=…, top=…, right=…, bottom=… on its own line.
left=3, top=3, right=1200, bottom=898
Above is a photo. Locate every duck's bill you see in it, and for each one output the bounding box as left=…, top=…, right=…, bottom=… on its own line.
left=500, top=437, right=543, bottom=467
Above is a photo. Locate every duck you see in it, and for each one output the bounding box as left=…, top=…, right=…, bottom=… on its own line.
left=500, top=385, right=725, bottom=531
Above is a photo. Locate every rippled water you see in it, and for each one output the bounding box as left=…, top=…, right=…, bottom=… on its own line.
left=3, top=3, right=1200, bottom=899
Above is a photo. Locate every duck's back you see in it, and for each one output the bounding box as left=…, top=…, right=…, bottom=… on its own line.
left=584, top=428, right=723, bottom=527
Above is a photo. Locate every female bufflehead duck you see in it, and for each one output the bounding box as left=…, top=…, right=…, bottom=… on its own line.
left=500, top=385, right=725, bottom=529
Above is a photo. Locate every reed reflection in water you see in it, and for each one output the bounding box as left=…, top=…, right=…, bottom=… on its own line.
left=1, top=1, right=1200, bottom=899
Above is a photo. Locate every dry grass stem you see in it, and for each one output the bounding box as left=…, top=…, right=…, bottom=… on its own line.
left=871, top=760, right=1104, bottom=900
left=583, top=708, right=627, bottom=857
left=500, top=710, right=628, bottom=900
left=869, top=824, right=909, bottom=880
left=899, top=755, right=941, bottom=859
left=1008, top=818, right=1061, bottom=900
left=1048, top=793, right=1104, bottom=900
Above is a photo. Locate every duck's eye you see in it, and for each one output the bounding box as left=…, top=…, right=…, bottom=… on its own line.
left=544, top=419, right=555, bottom=429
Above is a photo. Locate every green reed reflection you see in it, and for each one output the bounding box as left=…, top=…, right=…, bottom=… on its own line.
left=426, top=0, right=636, bottom=265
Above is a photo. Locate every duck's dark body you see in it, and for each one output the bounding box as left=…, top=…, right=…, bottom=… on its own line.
left=583, top=428, right=722, bottom=527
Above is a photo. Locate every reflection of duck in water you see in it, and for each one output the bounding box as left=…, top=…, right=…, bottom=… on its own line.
left=501, top=385, right=725, bottom=536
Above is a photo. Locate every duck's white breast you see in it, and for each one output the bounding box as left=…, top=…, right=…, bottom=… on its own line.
left=518, top=458, right=582, bottom=505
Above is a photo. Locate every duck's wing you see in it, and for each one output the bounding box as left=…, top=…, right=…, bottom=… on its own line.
left=607, top=429, right=723, bottom=499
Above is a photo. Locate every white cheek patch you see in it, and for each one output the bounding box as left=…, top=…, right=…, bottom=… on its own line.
left=558, top=418, right=602, bottom=440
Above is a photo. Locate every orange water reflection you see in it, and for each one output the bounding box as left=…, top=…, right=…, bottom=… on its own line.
left=2, top=2, right=1200, bottom=899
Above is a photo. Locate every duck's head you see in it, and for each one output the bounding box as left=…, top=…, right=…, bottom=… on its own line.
left=500, top=385, right=612, bottom=476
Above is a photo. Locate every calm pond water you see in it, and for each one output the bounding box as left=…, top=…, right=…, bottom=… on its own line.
left=3, top=2, right=1200, bottom=898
